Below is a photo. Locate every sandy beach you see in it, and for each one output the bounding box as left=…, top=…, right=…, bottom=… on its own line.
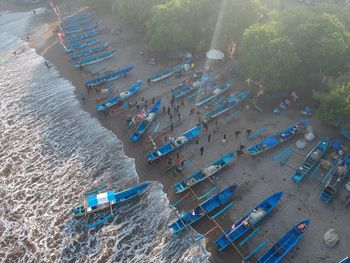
left=3, top=1, right=350, bottom=262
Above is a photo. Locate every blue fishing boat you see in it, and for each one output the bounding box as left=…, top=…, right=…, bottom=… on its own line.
left=65, top=29, right=102, bottom=43
left=339, top=257, right=350, bottom=263
left=173, top=152, right=235, bottom=193
left=247, top=119, right=309, bottom=156
left=215, top=192, right=284, bottom=251
left=68, top=42, right=110, bottom=59
left=257, top=219, right=310, bottom=263
left=175, top=71, right=203, bottom=89
left=320, top=155, right=350, bottom=203
left=85, top=65, right=134, bottom=87
left=74, top=50, right=115, bottom=68
left=149, top=60, right=190, bottom=83
left=64, top=37, right=101, bottom=52
left=291, top=138, right=329, bottom=184
left=61, top=15, right=96, bottom=29
left=63, top=11, right=95, bottom=23
left=130, top=99, right=161, bottom=143
left=145, top=125, right=202, bottom=162
left=206, top=91, right=251, bottom=120
left=96, top=81, right=142, bottom=111
left=172, top=73, right=214, bottom=100
left=194, top=80, right=234, bottom=107
left=64, top=23, right=98, bottom=35
left=169, top=184, right=237, bottom=234
left=71, top=181, right=151, bottom=219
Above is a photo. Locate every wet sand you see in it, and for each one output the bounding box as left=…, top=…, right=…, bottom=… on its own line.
left=4, top=1, right=350, bottom=262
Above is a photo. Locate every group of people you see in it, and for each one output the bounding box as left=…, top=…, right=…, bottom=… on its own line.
left=273, top=91, right=299, bottom=116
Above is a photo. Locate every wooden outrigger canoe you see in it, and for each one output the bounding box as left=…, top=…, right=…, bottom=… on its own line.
left=172, top=152, right=235, bottom=193
left=64, top=37, right=101, bottom=52
left=71, top=181, right=151, bottom=219
left=63, top=11, right=95, bottom=24
left=171, top=73, right=214, bottom=100
left=74, top=50, right=115, bottom=68
left=85, top=65, right=134, bottom=87
left=68, top=42, right=110, bottom=59
left=130, top=99, right=161, bottom=142
left=206, top=90, right=251, bottom=120
left=194, top=80, right=234, bottom=107
left=247, top=119, right=309, bottom=156
left=215, top=192, right=284, bottom=251
left=149, top=60, right=190, bottom=83
left=65, top=29, right=102, bottom=43
left=63, top=23, right=98, bottom=35
left=145, top=125, right=202, bottom=162
left=169, top=184, right=237, bottom=234
left=257, top=219, right=310, bottom=263
left=96, top=81, right=142, bottom=111
left=320, top=155, right=350, bottom=203
left=291, top=137, right=329, bottom=184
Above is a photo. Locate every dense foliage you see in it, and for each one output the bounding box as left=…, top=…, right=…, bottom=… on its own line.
left=313, top=73, right=350, bottom=123
left=239, top=22, right=301, bottom=91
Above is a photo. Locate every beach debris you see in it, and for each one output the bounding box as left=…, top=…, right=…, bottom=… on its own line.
left=296, top=139, right=307, bottom=149
left=304, top=132, right=315, bottom=141
left=323, top=229, right=340, bottom=248
left=345, top=181, right=350, bottom=192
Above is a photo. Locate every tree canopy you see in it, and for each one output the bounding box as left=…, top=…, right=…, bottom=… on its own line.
left=278, top=8, right=349, bottom=78
left=113, top=0, right=165, bottom=26
left=314, top=81, right=350, bottom=123
left=239, top=22, right=301, bottom=91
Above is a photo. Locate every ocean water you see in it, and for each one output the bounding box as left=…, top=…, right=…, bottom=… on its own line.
left=0, top=11, right=210, bottom=263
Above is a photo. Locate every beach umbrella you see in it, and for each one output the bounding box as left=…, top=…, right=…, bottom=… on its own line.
left=206, top=49, right=224, bottom=60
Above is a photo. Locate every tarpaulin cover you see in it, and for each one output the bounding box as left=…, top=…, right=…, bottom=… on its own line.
left=263, top=136, right=279, bottom=146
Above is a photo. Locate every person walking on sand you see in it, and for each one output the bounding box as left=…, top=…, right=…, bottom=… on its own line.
left=177, top=112, right=181, bottom=120
left=246, top=129, right=252, bottom=137
left=167, top=107, right=171, bottom=115
left=181, top=99, right=185, bottom=107
left=170, top=122, right=174, bottom=132
left=80, top=92, right=85, bottom=102
left=170, top=113, right=173, bottom=122
left=208, top=133, right=211, bottom=143
left=195, top=137, right=199, bottom=145
left=104, top=110, right=109, bottom=118
left=222, top=134, right=227, bottom=144
left=237, top=149, right=244, bottom=157
left=190, top=108, right=194, bottom=116
left=200, top=146, right=204, bottom=156
left=235, top=130, right=241, bottom=137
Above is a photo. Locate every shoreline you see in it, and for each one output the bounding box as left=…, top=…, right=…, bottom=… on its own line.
left=4, top=2, right=350, bottom=262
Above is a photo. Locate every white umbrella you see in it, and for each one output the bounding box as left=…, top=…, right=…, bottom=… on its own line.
left=206, top=49, right=224, bottom=60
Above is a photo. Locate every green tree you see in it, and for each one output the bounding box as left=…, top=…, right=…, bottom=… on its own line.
left=239, top=22, right=301, bottom=91
left=219, top=0, right=265, bottom=47
left=278, top=8, right=349, bottom=78
left=313, top=82, right=350, bottom=123
left=146, top=0, right=218, bottom=52
left=113, top=0, right=166, bottom=25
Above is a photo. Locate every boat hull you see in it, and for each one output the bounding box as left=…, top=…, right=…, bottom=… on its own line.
left=215, top=192, right=284, bottom=251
